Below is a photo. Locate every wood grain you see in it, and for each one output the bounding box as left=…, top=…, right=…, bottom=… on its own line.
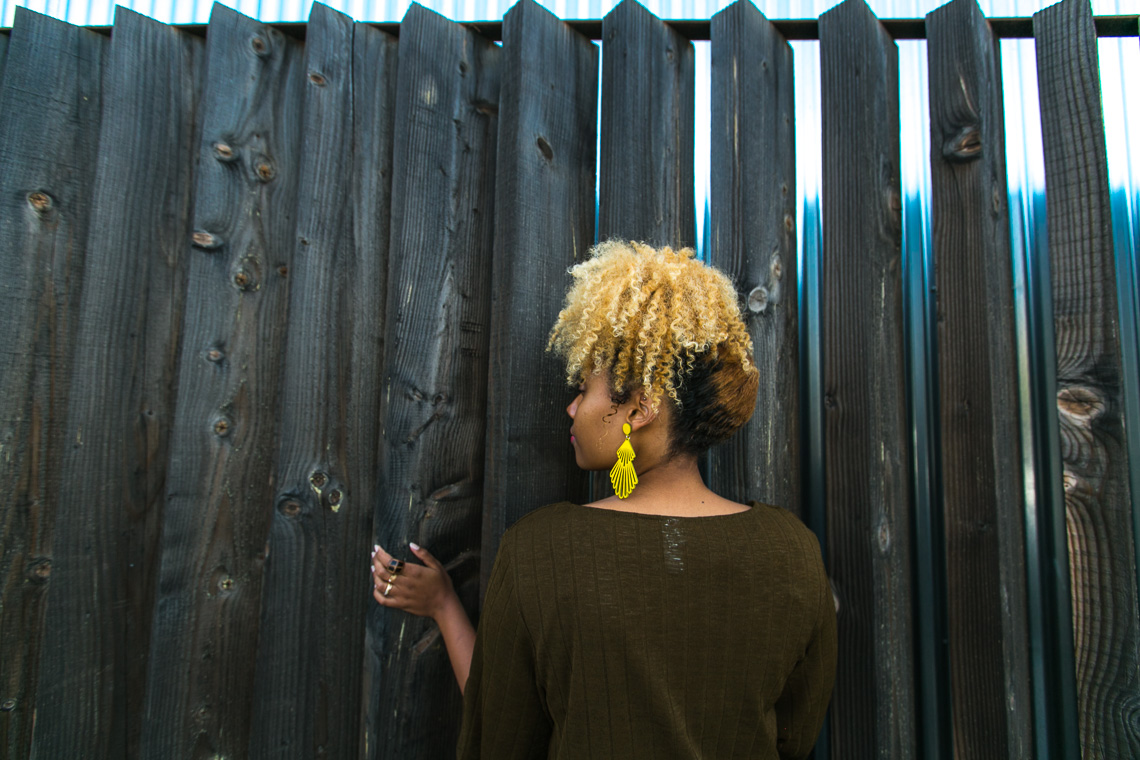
left=598, top=0, right=695, bottom=249
left=246, top=5, right=371, bottom=759
left=367, top=5, right=501, bottom=757
left=0, top=10, right=105, bottom=758
left=819, top=0, right=915, bottom=756
left=481, top=0, right=596, bottom=594
left=1035, top=1, right=1140, bottom=756
left=28, top=10, right=201, bottom=759
left=139, top=6, right=305, bottom=756
left=351, top=17, right=399, bottom=760
left=926, top=1, right=1032, bottom=756
left=707, top=0, right=798, bottom=514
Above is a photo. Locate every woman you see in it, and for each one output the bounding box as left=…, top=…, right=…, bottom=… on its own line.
left=371, top=241, right=836, bottom=759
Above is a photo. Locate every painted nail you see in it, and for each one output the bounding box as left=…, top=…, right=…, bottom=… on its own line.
left=373, top=544, right=380, bottom=554
left=409, top=542, right=421, bottom=551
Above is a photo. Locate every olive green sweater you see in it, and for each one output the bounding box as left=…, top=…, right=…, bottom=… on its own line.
left=457, top=501, right=837, bottom=759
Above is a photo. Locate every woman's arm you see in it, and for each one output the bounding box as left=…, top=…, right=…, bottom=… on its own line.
left=372, top=543, right=476, bottom=693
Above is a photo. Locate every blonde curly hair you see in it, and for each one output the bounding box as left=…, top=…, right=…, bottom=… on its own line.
left=547, top=240, right=759, bottom=454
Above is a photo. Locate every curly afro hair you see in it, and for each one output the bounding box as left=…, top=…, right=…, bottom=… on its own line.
left=547, top=240, right=759, bottom=456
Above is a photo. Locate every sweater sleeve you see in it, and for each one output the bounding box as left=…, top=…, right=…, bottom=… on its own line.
left=456, top=531, right=551, bottom=759
left=774, top=555, right=838, bottom=760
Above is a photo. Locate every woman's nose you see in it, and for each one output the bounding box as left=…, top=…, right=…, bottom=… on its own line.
left=567, top=394, right=580, bottom=418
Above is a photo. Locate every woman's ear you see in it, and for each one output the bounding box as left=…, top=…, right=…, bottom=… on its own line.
left=626, top=388, right=661, bottom=432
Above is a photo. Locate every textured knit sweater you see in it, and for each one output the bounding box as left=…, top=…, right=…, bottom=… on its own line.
left=457, top=501, right=837, bottom=759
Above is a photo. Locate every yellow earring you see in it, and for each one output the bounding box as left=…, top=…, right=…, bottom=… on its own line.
left=610, top=422, right=638, bottom=499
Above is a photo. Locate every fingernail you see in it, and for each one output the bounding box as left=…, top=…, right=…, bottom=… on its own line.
left=409, top=542, right=420, bottom=551
left=373, top=544, right=380, bottom=554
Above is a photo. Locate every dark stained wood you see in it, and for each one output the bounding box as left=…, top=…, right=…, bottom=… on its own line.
left=819, top=0, right=915, bottom=756
left=351, top=16, right=399, bottom=760
left=707, top=0, right=798, bottom=514
left=367, top=4, right=500, bottom=757
left=27, top=10, right=201, bottom=759
left=0, top=31, right=7, bottom=82
left=0, top=10, right=105, bottom=758
left=246, top=5, right=373, bottom=758
left=598, top=0, right=695, bottom=249
left=481, top=0, right=596, bottom=594
left=139, top=6, right=305, bottom=757
left=926, top=1, right=1033, bottom=757
left=1035, top=1, right=1140, bottom=756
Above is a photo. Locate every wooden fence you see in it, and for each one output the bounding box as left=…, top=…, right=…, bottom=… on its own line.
left=0, top=0, right=1136, bottom=757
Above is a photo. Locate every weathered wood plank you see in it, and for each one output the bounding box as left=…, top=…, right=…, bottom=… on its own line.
left=139, top=5, right=305, bottom=756
left=367, top=5, right=500, bottom=757
left=1035, top=1, right=1140, bottom=756
left=819, top=0, right=915, bottom=756
left=0, top=31, right=8, bottom=83
left=246, top=5, right=375, bottom=758
left=28, top=9, right=202, bottom=759
left=926, top=1, right=1033, bottom=757
left=352, top=18, right=400, bottom=757
left=708, top=0, right=798, bottom=514
left=481, top=0, right=596, bottom=593
left=598, top=0, right=695, bottom=249
left=0, top=10, right=105, bottom=758
left=346, top=17, right=399, bottom=760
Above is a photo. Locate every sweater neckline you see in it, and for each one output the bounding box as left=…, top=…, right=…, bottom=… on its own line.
left=557, top=500, right=759, bottom=521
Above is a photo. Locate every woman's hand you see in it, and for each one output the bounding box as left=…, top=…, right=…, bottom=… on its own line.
left=371, top=542, right=476, bottom=693
left=371, top=543, right=456, bottom=620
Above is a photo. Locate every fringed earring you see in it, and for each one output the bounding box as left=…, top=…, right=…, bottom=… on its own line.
left=610, top=422, right=638, bottom=499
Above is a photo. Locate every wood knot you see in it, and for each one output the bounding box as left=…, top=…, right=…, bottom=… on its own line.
left=277, top=265, right=288, bottom=278
left=26, top=557, right=51, bottom=582
left=279, top=498, right=302, bottom=517
left=536, top=135, right=554, bottom=162
left=27, top=191, right=52, bottom=213
left=253, top=157, right=276, bottom=183
left=942, top=125, right=982, bottom=162
left=747, top=285, right=769, bottom=313
left=1, top=698, right=16, bottom=712
left=232, top=269, right=255, bottom=291
left=783, top=213, right=794, bottom=233
left=217, top=575, right=235, bottom=593
left=308, top=71, right=327, bottom=86
left=769, top=253, right=783, bottom=280
left=213, top=141, right=237, bottom=162
left=327, top=489, right=343, bottom=511
left=191, top=231, right=223, bottom=251
left=250, top=35, right=268, bottom=56
left=1057, top=386, right=1105, bottom=424
left=205, top=348, right=224, bottom=363
left=212, top=416, right=232, bottom=437
left=309, top=471, right=328, bottom=491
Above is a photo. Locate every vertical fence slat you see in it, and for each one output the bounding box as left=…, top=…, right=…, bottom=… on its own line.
left=0, top=10, right=104, bottom=758
left=482, top=0, right=596, bottom=593
left=598, top=0, right=695, bottom=249
left=1035, top=1, right=1140, bottom=756
left=926, top=1, right=1033, bottom=757
left=352, top=16, right=399, bottom=760
left=29, top=9, right=201, bottom=759
left=140, top=5, right=305, bottom=756
left=820, top=0, right=915, bottom=756
left=369, top=4, right=500, bottom=756
left=0, top=31, right=8, bottom=82
left=708, top=0, right=798, bottom=514
left=247, top=4, right=363, bottom=758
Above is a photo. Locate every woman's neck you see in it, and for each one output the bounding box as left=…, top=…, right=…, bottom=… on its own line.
left=587, top=454, right=749, bottom=517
